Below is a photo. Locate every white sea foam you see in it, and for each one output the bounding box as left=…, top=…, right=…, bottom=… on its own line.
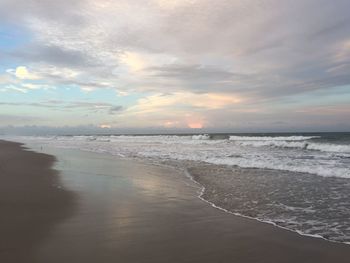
left=4, top=134, right=350, bottom=179
left=183, top=168, right=350, bottom=245
left=307, top=143, right=350, bottom=153
left=229, top=135, right=319, bottom=141
left=233, top=140, right=350, bottom=153
left=192, top=134, right=210, bottom=140
left=234, top=140, right=308, bottom=149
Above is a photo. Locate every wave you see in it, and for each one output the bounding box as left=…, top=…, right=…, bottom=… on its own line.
left=205, top=156, right=350, bottom=178
left=112, top=134, right=212, bottom=141
left=307, top=143, right=350, bottom=153
left=70, top=134, right=215, bottom=143
left=5, top=134, right=350, bottom=179
left=229, top=135, right=319, bottom=141
left=184, top=169, right=350, bottom=245
left=234, top=140, right=350, bottom=153
left=235, top=140, right=307, bottom=149
left=192, top=134, right=210, bottom=140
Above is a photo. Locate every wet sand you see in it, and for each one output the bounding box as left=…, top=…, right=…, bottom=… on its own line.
left=1, top=142, right=350, bottom=262
left=0, top=140, right=75, bottom=263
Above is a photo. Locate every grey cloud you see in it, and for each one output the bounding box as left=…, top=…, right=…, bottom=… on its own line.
left=11, top=44, right=97, bottom=69
left=62, top=102, right=125, bottom=114
left=0, top=102, right=56, bottom=108
left=147, top=64, right=234, bottom=80
left=141, top=63, right=332, bottom=99
left=0, top=101, right=124, bottom=114
left=36, top=73, right=114, bottom=89
left=0, top=0, right=86, bottom=25
left=0, top=114, right=41, bottom=125
left=199, top=102, right=350, bottom=132
left=137, top=64, right=255, bottom=95
left=109, top=106, right=124, bottom=114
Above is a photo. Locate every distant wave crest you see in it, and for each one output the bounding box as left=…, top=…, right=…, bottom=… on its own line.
left=234, top=140, right=350, bottom=153
left=229, top=135, right=319, bottom=141
left=192, top=134, right=210, bottom=140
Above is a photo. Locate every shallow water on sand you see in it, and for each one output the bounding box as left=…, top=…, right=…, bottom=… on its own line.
left=185, top=164, right=350, bottom=244
left=23, top=146, right=350, bottom=263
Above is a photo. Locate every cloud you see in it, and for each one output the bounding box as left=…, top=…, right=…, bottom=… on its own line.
left=0, top=100, right=125, bottom=114
left=129, top=92, right=241, bottom=113
left=1, top=66, right=53, bottom=92
left=0, top=0, right=86, bottom=25
left=11, top=45, right=97, bottom=69
left=120, top=51, right=147, bottom=72
left=148, top=64, right=234, bottom=79
left=0, top=0, right=350, bottom=130
left=1, top=0, right=350, bottom=98
left=14, top=66, right=38, bottom=79
left=109, top=105, right=124, bottom=114
left=0, top=85, right=28, bottom=93
left=0, top=114, right=41, bottom=124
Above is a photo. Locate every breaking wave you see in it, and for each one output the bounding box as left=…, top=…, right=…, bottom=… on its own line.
left=192, top=134, right=210, bottom=140
left=229, top=135, right=319, bottom=141
left=4, top=133, right=350, bottom=178
left=234, top=140, right=350, bottom=153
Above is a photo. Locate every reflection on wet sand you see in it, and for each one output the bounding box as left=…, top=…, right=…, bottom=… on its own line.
left=29, top=147, right=350, bottom=263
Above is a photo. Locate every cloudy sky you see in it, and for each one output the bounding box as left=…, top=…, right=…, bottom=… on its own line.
left=1, top=0, right=350, bottom=134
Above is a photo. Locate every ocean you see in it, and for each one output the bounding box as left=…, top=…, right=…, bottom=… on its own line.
left=7, top=132, right=350, bottom=244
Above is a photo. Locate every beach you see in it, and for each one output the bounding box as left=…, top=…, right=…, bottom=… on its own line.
left=1, top=139, right=350, bottom=263
left=0, top=140, right=75, bottom=263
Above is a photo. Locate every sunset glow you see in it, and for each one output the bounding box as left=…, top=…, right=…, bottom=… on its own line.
left=187, top=122, right=203, bottom=129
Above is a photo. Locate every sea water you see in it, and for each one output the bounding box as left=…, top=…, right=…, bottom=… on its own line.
left=6, top=132, right=350, bottom=243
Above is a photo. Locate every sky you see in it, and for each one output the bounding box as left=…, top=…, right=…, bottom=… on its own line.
left=0, top=0, right=350, bottom=134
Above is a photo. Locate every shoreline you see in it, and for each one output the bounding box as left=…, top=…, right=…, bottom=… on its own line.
left=183, top=166, right=350, bottom=246
left=0, top=140, right=75, bottom=263
left=1, top=140, right=350, bottom=262
left=131, top=157, right=350, bottom=246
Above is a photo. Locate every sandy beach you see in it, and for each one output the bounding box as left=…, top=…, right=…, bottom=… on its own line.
left=1, top=140, right=350, bottom=263
left=0, top=140, right=75, bottom=263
